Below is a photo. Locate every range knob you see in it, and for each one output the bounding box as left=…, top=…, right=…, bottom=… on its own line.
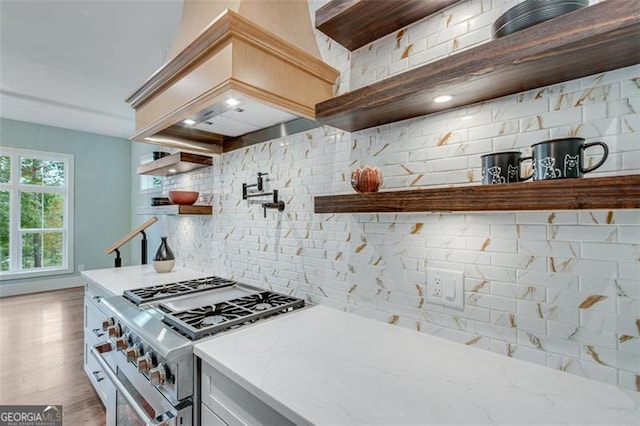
left=101, top=318, right=114, bottom=331
left=137, top=353, right=153, bottom=373
left=114, top=336, right=128, bottom=351
left=124, top=345, right=140, bottom=363
left=149, top=364, right=166, bottom=386
left=107, top=323, right=121, bottom=338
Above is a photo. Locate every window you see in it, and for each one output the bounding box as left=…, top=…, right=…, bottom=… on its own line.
left=0, top=147, right=74, bottom=278
left=139, top=153, right=163, bottom=193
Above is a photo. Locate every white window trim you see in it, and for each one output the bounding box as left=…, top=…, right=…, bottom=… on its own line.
left=0, top=147, right=74, bottom=280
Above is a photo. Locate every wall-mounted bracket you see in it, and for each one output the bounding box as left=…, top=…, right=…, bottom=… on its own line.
left=261, top=189, right=285, bottom=218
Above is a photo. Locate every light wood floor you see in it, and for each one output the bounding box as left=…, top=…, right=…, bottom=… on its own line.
left=0, top=287, right=106, bottom=425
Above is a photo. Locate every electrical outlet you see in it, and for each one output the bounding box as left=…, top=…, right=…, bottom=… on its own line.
left=432, top=275, right=442, bottom=297
left=78, top=264, right=85, bottom=272
left=425, top=268, right=464, bottom=310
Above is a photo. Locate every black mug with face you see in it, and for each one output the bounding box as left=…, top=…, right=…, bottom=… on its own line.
left=481, top=151, right=532, bottom=184
left=531, top=138, right=608, bottom=180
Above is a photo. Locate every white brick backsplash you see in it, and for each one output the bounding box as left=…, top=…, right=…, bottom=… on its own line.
left=619, top=370, right=640, bottom=392
left=518, top=240, right=580, bottom=258
left=548, top=320, right=618, bottom=349
left=427, top=20, right=467, bottom=47
left=551, top=84, right=620, bottom=110
left=466, top=293, right=516, bottom=313
left=548, top=258, right=619, bottom=279
left=617, top=297, right=640, bottom=317
left=469, top=119, right=519, bottom=140
left=607, top=98, right=639, bottom=117
left=546, top=355, right=618, bottom=385
left=621, top=75, right=640, bottom=98
left=465, top=264, right=517, bottom=282
left=584, top=64, right=639, bottom=88
left=491, top=311, right=546, bottom=334
left=581, top=242, right=640, bottom=262
left=549, top=225, right=617, bottom=243
left=583, top=102, right=608, bottom=121
left=517, top=331, right=581, bottom=358
left=581, top=345, right=640, bottom=374
left=158, top=3, right=640, bottom=392
left=516, top=211, right=579, bottom=225
left=490, top=253, right=547, bottom=271
left=491, top=281, right=546, bottom=303
left=513, top=346, right=549, bottom=367
left=581, top=277, right=640, bottom=299
left=429, top=326, right=483, bottom=347
left=466, top=236, right=517, bottom=253
left=548, top=289, right=616, bottom=313
left=552, top=117, right=622, bottom=139
left=463, top=305, right=492, bottom=322
left=619, top=335, right=640, bottom=355
left=514, top=224, right=550, bottom=240
left=492, top=129, right=549, bottom=151
left=518, top=300, right=579, bottom=324
left=494, top=98, right=549, bottom=121
left=467, top=319, right=517, bottom=342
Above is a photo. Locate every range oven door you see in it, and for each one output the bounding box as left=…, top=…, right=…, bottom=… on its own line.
left=92, top=342, right=192, bottom=426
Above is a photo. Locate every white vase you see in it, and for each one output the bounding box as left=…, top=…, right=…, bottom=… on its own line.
left=153, top=259, right=175, bottom=273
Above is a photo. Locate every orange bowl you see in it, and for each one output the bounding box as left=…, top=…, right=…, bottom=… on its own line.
left=168, top=190, right=199, bottom=205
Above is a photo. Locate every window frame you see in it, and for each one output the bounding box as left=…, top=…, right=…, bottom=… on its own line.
left=0, top=147, right=74, bottom=279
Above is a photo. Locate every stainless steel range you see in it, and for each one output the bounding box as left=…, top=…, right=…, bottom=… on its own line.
left=89, top=276, right=304, bottom=426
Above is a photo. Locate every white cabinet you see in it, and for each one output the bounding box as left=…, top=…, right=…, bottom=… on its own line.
left=200, top=361, right=295, bottom=426
left=83, top=281, right=115, bottom=407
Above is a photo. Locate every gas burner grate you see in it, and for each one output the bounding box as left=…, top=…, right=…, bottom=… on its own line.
left=162, top=290, right=305, bottom=340
left=233, top=291, right=303, bottom=311
left=171, top=303, right=253, bottom=329
left=123, top=276, right=236, bottom=305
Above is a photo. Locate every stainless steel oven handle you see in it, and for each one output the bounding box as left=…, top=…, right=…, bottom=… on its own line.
left=91, top=342, right=173, bottom=426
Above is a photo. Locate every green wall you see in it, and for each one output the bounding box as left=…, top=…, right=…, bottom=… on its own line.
left=0, top=118, right=132, bottom=287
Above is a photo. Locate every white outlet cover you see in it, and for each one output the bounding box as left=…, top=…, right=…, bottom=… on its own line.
left=425, top=268, right=464, bottom=310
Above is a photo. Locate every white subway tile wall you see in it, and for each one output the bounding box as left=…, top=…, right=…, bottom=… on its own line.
left=160, top=0, right=639, bottom=391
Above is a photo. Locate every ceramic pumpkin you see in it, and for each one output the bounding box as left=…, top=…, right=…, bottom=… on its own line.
left=350, top=166, right=382, bottom=193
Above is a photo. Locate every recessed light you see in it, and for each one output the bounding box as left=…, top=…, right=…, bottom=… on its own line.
left=183, top=119, right=196, bottom=126
left=434, top=95, right=454, bottom=103
left=226, top=98, right=240, bottom=107
left=168, top=168, right=177, bottom=174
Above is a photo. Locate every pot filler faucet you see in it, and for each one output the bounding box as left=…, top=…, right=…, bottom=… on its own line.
left=242, top=172, right=285, bottom=217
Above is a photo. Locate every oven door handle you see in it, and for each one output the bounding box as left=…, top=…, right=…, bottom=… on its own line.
left=91, top=342, right=173, bottom=426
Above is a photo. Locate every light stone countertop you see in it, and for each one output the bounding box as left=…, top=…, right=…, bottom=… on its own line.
left=195, top=305, right=640, bottom=425
left=81, top=264, right=209, bottom=296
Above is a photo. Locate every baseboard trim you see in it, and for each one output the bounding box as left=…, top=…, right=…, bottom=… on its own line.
left=0, top=275, right=84, bottom=297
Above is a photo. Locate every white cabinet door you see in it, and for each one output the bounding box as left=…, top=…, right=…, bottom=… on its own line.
left=201, top=361, right=295, bottom=426
left=201, top=403, right=228, bottom=426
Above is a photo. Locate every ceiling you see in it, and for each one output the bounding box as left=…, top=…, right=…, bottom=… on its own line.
left=0, top=0, right=183, bottom=139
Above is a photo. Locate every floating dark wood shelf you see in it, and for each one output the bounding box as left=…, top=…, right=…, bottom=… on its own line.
left=137, top=205, right=212, bottom=215
left=137, top=152, right=213, bottom=176
left=314, top=175, right=640, bottom=214
left=316, top=0, right=640, bottom=132
left=315, top=0, right=460, bottom=51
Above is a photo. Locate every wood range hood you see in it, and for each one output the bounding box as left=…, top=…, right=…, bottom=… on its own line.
left=126, top=0, right=339, bottom=154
